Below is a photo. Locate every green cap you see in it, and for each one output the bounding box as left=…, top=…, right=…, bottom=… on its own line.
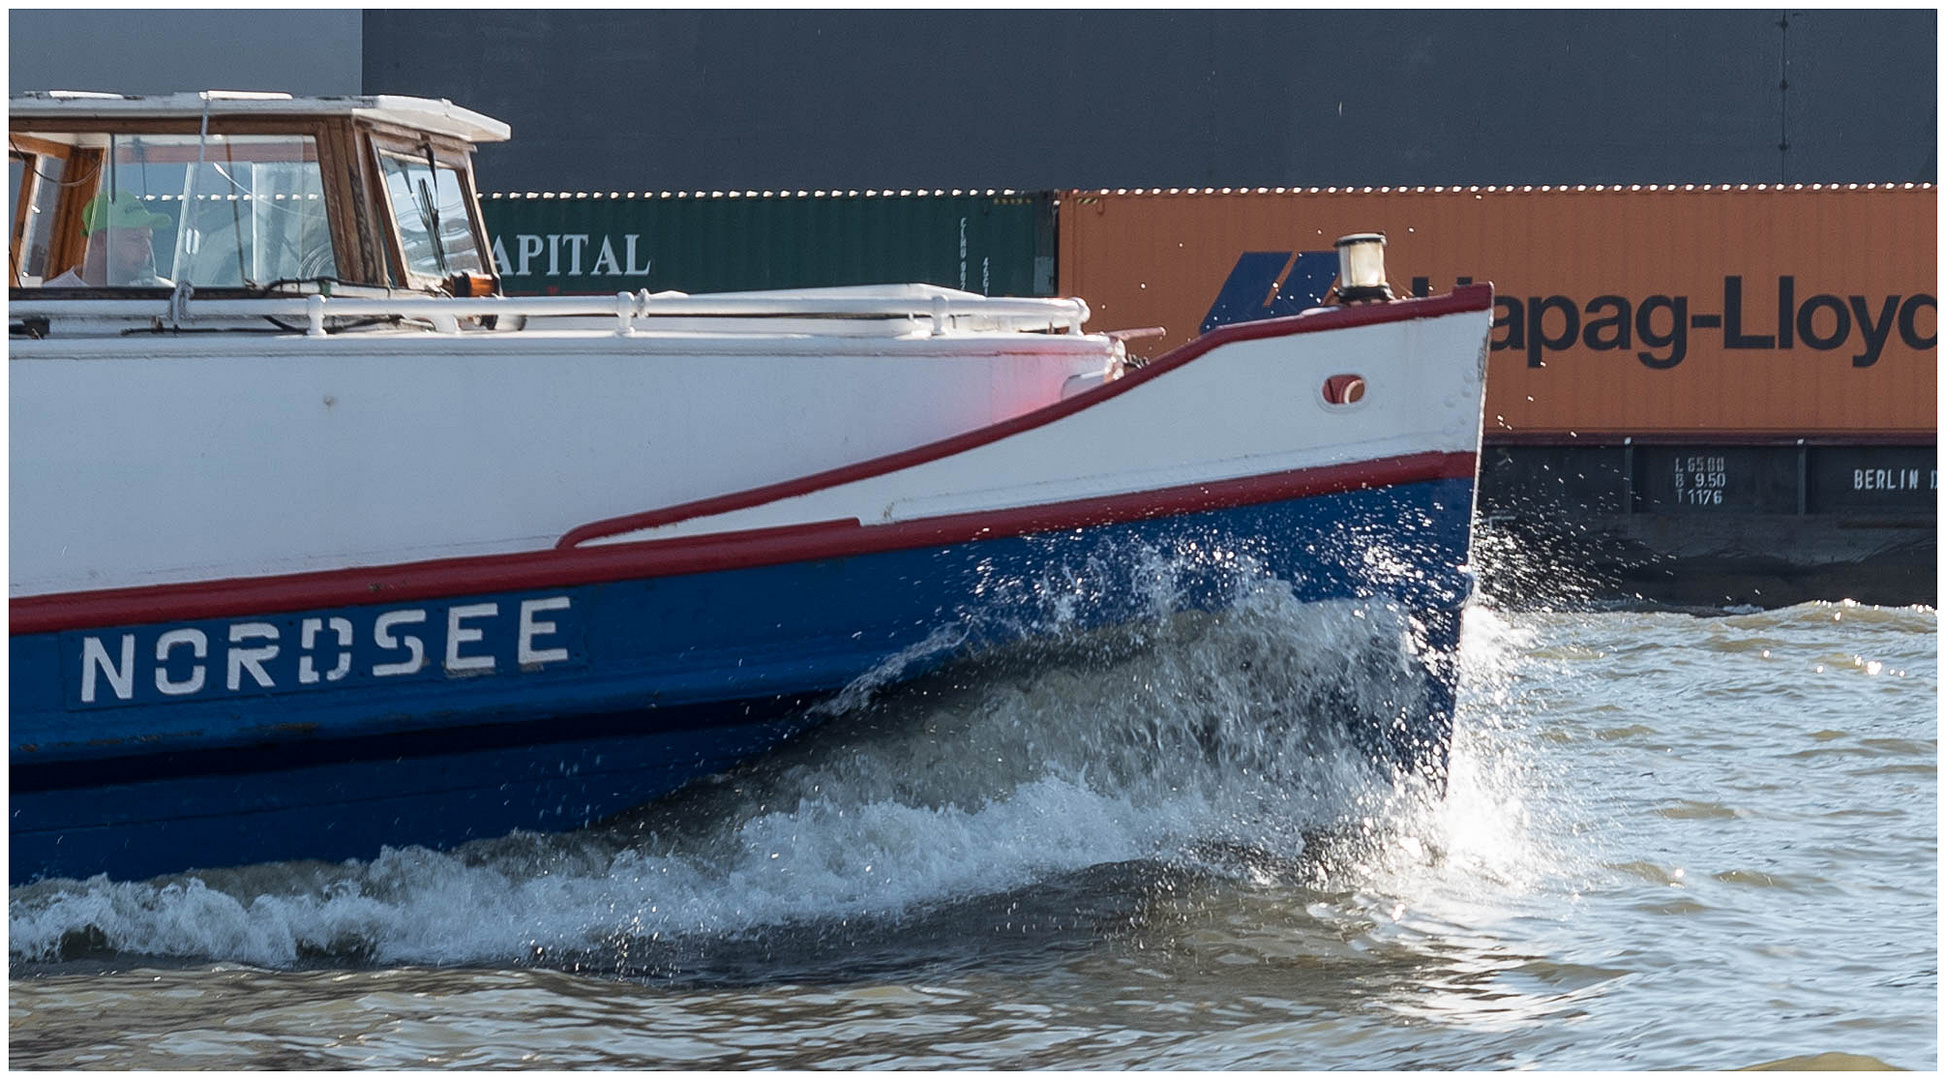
left=80, top=191, right=173, bottom=235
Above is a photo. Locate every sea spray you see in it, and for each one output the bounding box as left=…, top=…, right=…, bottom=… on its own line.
left=12, top=570, right=1528, bottom=974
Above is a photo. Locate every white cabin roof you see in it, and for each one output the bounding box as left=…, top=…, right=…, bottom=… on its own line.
left=9, top=90, right=511, bottom=145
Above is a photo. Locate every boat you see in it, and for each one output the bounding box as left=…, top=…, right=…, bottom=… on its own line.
left=8, top=91, right=1494, bottom=884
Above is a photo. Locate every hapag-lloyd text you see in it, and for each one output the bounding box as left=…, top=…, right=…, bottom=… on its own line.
left=1209, top=257, right=1935, bottom=371
left=1486, top=275, right=1936, bottom=369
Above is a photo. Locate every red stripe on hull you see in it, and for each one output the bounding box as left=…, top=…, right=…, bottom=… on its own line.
left=559, top=286, right=1495, bottom=548
left=12, top=451, right=1477, bottom=635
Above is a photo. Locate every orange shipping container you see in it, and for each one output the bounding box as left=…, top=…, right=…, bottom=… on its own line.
left=1059, top=186, right=1937, bottom=438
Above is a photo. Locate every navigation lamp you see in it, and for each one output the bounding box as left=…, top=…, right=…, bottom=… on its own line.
left=1333, top=232, right=1395, bottom=303
left=444, top=270, right=497, bottom=297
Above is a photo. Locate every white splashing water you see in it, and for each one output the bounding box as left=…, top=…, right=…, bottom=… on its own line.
left=10, top=576, right=1550, bottom=970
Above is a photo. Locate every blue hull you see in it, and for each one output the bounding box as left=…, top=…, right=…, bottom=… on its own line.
left=11, top=478, right=1474, bottom=884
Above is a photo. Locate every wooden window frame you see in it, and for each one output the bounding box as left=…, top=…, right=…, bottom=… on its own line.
left=362, top=126, right=497, bottom=293
left=11, top=151, right=38, bottom=286
left=9, top=134, right=75, bottom=285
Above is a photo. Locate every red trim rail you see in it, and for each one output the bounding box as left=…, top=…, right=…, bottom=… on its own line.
left=12, top=452, right=1478, bottom=635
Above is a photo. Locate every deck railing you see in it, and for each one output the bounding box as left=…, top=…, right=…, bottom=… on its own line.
left=11, top=290, right=1092, bottom=337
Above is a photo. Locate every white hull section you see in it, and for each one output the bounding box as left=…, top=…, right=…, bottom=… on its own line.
left=12, top=288, right=1491, bottom=599
left=12, top=328, right=1113, bottom=595
left=591, top=310, right=1491, bottom=545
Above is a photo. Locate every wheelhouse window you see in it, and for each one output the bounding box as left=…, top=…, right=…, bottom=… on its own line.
left=377, top=149, right=483, bottom=280
left=10, top=131, right=336, bottom=288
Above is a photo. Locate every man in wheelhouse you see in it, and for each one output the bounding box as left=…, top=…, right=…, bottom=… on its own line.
left=45, top=191, right=174, bottom=288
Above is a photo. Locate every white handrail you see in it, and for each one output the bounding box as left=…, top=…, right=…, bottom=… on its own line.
left=13, top=289, right=1093, bottom=335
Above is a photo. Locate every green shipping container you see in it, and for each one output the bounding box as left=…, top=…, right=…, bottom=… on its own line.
left=482, top=190, right=1056, bottom=297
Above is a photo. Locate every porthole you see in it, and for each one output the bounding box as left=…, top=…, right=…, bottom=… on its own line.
left=1321, top=374, right=1366, bottom=406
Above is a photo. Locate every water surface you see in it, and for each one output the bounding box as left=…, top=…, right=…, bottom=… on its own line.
left=10, top=597, right=1935, bottom=1069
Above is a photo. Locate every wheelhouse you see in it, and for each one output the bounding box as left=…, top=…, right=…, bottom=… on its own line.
left=8, top=90, right=507, bottom=296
